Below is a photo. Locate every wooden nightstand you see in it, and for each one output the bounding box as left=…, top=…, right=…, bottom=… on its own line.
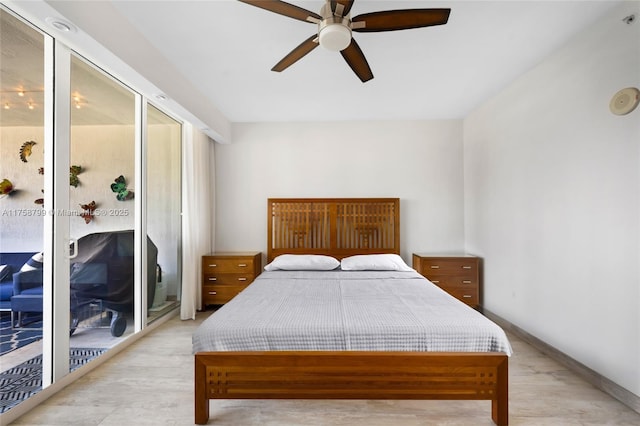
left=201, top=252, right=261, bottom=308
left=412, top=254, right=481, bottom=309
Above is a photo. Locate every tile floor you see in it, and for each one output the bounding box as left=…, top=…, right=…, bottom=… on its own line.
left=8, top=312, right=640, bottom=425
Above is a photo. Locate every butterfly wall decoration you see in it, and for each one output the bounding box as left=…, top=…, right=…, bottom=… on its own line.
left=69, top=165, right=82, bottom=187
left=0, top=179, right=15, bottom=197
left=79, top=200, right=97, bottom=224
left=34, top=190, right=44, bottom=205
left=39, top=165, right=83, bottom=187
left=110, top=175, right=134, bottom=201
left=19, top=141, right=36, bottom=162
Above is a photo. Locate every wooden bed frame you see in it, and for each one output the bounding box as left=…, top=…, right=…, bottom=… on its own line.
left=195, top=198, right=509, bottom=425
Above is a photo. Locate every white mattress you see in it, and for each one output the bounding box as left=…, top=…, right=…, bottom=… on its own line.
left=192, top=270, right=512, bottom=355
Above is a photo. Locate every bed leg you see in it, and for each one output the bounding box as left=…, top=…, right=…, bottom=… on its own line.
left=195, top=395, right=209, bottom=425
left=491, top=357, right=509, bottom=425
left=195, top=357, right=210, bottom=425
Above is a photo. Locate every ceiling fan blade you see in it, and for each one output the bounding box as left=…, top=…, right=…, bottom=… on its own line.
left=271, top=35, right=319, bottom=72
left=331, top=0, right=355, bottom=16
left=238, top=0, right=321, bottom=23
left=340, top=38, right=373, bottom=83
left=352, top=9, right=451, bottom=32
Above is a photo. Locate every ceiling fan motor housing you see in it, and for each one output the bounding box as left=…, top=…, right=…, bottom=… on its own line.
left=318, top=3, right=352, bottom=51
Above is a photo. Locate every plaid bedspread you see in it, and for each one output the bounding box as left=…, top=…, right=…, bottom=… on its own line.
left=192, top=270, right=512, bottom=355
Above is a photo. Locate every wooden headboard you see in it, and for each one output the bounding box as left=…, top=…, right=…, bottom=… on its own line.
left=267, top=198, right=400, bottom=262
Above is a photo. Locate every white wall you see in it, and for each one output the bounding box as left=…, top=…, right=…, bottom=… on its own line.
left=0, top=126, right=46, bottom=252
left=464, top=2, right=639, bottom=396
left=69, top=125, right=136, bottom=238
left=215, top=120, right=464, bottom=263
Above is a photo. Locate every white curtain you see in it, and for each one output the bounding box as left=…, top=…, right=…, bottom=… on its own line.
left=180, top=124, right=214, bottom=320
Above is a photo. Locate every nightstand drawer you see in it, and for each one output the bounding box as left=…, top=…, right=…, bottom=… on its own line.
left=202, top=258, right=257, bottom=274
left=202, top=285, right=248, bottom=305
left=203, top=273, right=255, bottom=286
left=427, top=276, right=478, bottom=289
left=444, top=288, right=478, bottom=306
left=417, top=259, right=477, bottom=276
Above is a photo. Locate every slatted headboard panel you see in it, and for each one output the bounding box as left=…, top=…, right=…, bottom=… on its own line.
left=267, top=198, right=400, bottom=262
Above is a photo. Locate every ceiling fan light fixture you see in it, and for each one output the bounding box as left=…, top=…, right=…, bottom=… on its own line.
left=319, top=22, right=351, bottom=51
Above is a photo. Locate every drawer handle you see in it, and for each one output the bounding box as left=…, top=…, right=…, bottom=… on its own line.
left=431, top=280, right=440, bottom=284
left=238, top=277, right=247, bottom=281
left=208, top=291, right=217, bottom=295
left=462, top=266, right=472, bottom=269
left=430, top=265, right=440, bottom=269
left=208, top=277, right=217, bottom=281
left=462, top=295, right=472, bottom=298
left=209, top=264, right=217, bottom=267
left=237, top=263, right=247, bottom=267
left=462, top=280, right=472, bottom=284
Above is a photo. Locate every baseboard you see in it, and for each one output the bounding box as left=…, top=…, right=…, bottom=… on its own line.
left=483, top=308, right=640, bottom=414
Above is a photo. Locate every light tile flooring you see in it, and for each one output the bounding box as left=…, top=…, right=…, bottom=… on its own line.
left=8, top=312, right=640, bottom=425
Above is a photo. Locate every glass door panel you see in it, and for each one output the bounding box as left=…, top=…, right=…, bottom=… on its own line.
left=0, top=7, right=46, bottom=412
left=1, top=6, right=180, bottom=414
left=146, top=105, right=181, bottom=323
left=68, top=55, right=136, bottom=352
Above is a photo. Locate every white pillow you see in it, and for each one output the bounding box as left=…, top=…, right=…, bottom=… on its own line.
left=20, top=252, right=44, bottom=272
left=264, top=254, right=340, bottom=271
left=340, top=254, right=413, bottom=271
left=0, top=264, right=11, bottom=281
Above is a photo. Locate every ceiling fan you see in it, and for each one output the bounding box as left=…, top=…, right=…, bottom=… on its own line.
left=238, top=0, right=451, bottom=83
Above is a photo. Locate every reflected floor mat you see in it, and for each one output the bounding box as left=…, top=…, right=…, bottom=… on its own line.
left=0, top=312, right=42, bottom=356
left=0, top=347, right=106, bottom=413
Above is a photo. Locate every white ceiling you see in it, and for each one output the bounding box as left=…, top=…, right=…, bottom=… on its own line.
left=4, top=1, right=626, bottom=137
left=102, top=0, right=623, bottom=122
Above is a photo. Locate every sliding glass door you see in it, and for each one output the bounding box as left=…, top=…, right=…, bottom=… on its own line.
left=146, top=105, right=182, bottom=323
left=0, top=7, right=46, bottom=409
left=68, top=55, right=138, bottom=345
left=0, top=6, right=183, bottom=413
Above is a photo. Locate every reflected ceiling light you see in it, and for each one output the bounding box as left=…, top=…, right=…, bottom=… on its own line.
left=72, top=94, right=86, bottom=109
left=45, top=17, right=77, bottom=33
left=17, top=91, right=24, bottom=97
left=27, top=102, right=35, bottom=110
left=3, top=103, right=10, bottom=110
